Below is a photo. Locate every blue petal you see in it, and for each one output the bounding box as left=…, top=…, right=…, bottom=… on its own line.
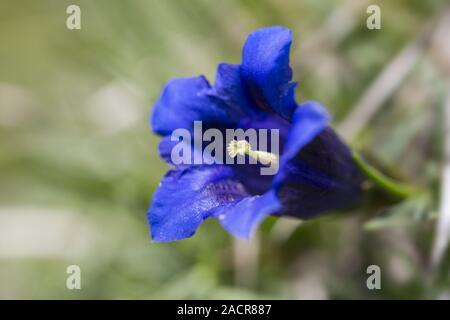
left=241, top=26, right=297, bottom=119
left=273, top=102, right=363, bottom=218
left=278, top=101, right=330, bottom=164
left=211, top=190, right=281, bottom=239
left=151, top=76, right=237, bottom=136
left=213, top=63, right=261, bottom=118
left=158, top=135, right=216, bottom=168
left=148, top=165, right=248, bottom=242
left=275, top=129, right=364, bottom=218
left=274, top=101, right=330, bottom=190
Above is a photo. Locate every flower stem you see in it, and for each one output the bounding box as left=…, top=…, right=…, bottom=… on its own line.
left=352, top=152, right=419, bottom=199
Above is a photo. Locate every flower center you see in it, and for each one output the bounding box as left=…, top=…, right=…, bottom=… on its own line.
left=227, top=140, right=278, bottom=167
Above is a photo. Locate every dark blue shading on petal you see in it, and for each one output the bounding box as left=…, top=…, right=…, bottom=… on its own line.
left=148, top=165, right=248, bottom=242
left=276, top=101, right=330, bottom=171
left=212, top=63, right=262, bottom=119
left=273, top=101, right=330, bottom=192
left=241, top=26, right=297, bottom=119
left=211, top=190, right=281, bottom=239
left=231, top=114, right=291, bottom=195
left=274, top=102, right=363, bottom=218
left=238, top=113, right=291, bottom=143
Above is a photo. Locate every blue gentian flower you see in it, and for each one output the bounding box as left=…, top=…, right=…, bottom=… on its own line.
left=148, top=26, right=363, bottom=242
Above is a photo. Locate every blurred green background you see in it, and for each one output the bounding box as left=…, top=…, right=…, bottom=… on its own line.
left=1, top=0, right=450, bottom=299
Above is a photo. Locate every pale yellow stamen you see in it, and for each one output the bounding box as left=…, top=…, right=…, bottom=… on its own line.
left=227, top=140, right=278, bottom=167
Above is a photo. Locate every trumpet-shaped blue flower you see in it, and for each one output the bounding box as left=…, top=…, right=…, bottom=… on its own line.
left=148, top=26, right=363, bottom=242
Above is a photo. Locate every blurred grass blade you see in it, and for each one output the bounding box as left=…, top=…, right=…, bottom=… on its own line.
left=364, top=195, right=434, bottom=231
left=432, top=87, right=450, bottom=268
